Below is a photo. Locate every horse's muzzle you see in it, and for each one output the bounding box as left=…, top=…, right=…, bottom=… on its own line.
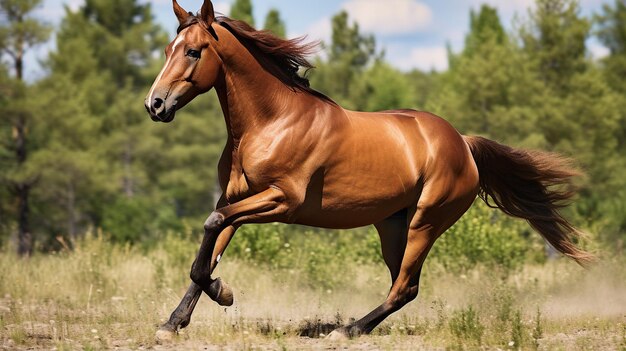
left=145, top=98, right=176, bottom=123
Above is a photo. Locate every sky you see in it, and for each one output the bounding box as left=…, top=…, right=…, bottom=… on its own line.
left=26, top=0, right=611, bottom=81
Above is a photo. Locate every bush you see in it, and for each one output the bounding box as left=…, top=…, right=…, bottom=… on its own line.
left=449, top=305, right=485, bottom=346
left=431, top=201, right=544, bottom=273
left=225, top=223, right=382, bottom=289
left=101, top=197, right=183, bottom=244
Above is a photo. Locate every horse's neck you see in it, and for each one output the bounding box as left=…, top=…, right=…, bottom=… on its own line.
left=213, top=38, right=307, bottom=143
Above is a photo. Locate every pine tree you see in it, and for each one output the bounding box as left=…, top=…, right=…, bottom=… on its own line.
left=518, top=0, right=623, bottom=230
left=594, top=0, right=626, bottom=238
left=310, top=11, right=378, bottom=108
left=595, top=0, right=626, bottom=93
left=50, top=0, right=167, bottom=88
left=521, top=0, right=590, bottom=93
left=0, top=0, right=50, bottom=80
left=230, top=0, right=255, bottom=27
left=0, top=0, right=51, bottom=255
left=464, top=5, right=506, bottom=57
left=263, top=8, right=285, bottom=38
left=37, top=0, right=172, bottom=243
left=429, top=5, right=538, bottom=141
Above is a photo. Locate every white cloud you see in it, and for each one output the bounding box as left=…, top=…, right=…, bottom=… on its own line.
left=301, top=17, right=333, bottom=43
left=145, top=0, right=230, bottom=15
left=392, top=46, right=448, bottom=72
left=588, top=42, right=609, bottom=60
left=213, top=1, right=231, bottom=16
left=466, top=0, right=535, bottom=14
left=342, top=0, right=432, bottom=35
left=299, top=0, right=433, bottom=46
left=66, top=0, right=83, bottom=11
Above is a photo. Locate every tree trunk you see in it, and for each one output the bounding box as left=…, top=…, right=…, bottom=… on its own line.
left=14, top=31, right=32, bottom=255
left=14, top=111, right=32, bottom=256
left=67, top=181, right=77, bottom=240
left=123, top=141, right=134, bottom=197
left=15, top=53, right=23, bottom=81
left=16, top=183, right=32, bottom=256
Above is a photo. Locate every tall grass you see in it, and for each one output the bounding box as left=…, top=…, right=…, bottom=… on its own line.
left=0, top=229, right=624, bottom=350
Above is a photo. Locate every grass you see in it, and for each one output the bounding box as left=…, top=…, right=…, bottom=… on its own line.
left=0, top=232, right=625, bottom=350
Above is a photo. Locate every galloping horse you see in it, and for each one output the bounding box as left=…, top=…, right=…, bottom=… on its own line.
left=145, top=0, right=593, bottom=341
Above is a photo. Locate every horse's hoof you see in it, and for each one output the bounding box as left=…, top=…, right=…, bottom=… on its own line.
left=209, top=278, right=234, bottom=306
left=155, top=327, right=176, bottom=343
left=326, top=329, right=350, bottom=341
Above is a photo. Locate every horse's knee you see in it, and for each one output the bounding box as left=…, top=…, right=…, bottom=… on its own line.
left=203, top=211, right=225, bottom=232
left=189, top=261, right=208, bottom=286
left=388, top=285, right=419, bottom=310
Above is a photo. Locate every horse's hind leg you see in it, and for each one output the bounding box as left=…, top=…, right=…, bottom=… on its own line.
left=374, top=209, right=408, bottom=284
left=328, top=193, right=475, bottom=339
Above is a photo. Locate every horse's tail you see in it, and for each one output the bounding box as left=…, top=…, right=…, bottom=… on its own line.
left=463, top=135, right=595, bottom=266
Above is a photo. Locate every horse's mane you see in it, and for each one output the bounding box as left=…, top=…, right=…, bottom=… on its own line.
left=178, top=14, right=335, bottom=104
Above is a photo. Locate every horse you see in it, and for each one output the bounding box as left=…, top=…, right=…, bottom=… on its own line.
left=144, top=0, right=594, bottom=341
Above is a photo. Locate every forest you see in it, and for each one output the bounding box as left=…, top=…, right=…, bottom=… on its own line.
left=1, top=0, right=624, bottom=259
left=1, top=0, right=626, bottom=349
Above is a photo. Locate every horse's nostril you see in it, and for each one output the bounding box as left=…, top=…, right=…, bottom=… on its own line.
left=153, top=98, right=164, bottom=110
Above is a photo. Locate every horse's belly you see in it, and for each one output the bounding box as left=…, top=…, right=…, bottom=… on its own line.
left=294, top=179, right=420, bottom=229
left=294, top=205, right=403, bottom=229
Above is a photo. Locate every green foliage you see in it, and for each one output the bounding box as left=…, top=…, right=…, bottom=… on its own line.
left=521, top=0, right=590, bottom=91
left=432, top=202, right=542, bottom=273
left=49, top=0, right=167, bottom=87
left=101, top=196, right=181, bottom=244
left=465, top=5, right=506, bottom=56
left=0, top=0, right=51, bottom=79
left=263, top=8, right=286, bottom=38
left=0, top=0, right=625, bottom=268
left=595, top=0, right=626, bottom=93
left=309, top=11, right=379, bottom=108
left=229, top=0, right=255, bottom=27
left=0, top=0, right=52, bottom=254
left=354, top=61, right=416, bottom=111
left=511, top=309, right=525, bottom=349
left=226, top=224, right=382, bottom=289
left=532, top=307, right=544, bottom=349
left=449, top=305, right=485, bottom=346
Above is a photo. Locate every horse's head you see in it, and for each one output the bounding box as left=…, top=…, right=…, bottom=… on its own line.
left=145, top=0, right=221, bottom=123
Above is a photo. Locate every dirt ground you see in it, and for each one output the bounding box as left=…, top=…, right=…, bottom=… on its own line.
left=1, top=250, right=625, bottom=350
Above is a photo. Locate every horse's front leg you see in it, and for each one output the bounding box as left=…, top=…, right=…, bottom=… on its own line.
left=156, top=225, right=236, bottom=341
left=156, top=187, right=288, bottom=341
left=191, top=187, right=287, bottom=297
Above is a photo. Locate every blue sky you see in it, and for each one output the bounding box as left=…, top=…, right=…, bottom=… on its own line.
left=27, top=0, right=610, bottom=80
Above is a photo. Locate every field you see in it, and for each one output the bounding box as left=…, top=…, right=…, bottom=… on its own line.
left=0, top=232, right=625, bottom=351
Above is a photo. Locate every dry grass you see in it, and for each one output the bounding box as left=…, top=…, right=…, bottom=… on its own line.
left=0, top=234, right=625, bottom=350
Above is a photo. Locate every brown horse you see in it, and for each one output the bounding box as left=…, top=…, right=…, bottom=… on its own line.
left=145, top=0, right=594, bottom=341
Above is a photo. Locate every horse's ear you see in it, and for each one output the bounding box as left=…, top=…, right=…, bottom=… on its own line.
left=200, top=0, right=215, bottom=25
left=173, top=0, right=189, bottom=24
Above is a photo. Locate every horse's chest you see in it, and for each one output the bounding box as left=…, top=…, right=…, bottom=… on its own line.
left=223, top=145, right=277, bottom=203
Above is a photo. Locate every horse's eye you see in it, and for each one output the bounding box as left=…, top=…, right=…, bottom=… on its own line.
left=186, top=49, right=201, bottom=59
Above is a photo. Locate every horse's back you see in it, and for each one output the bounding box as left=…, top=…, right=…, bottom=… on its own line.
left=349, top=108, right=473, bottom=175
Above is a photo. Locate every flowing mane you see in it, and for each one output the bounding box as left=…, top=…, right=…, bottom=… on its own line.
left=178, top=14, right=335, bottom=103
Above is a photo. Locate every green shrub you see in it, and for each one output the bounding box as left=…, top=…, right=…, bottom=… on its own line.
left=449, top=305, right=485, bottom=346
left=432, top=201, right=544, bottom=273
left=511, top=309, right=525, bottom=349
left=532, top=307, right=543, bottom=350
left=101, top=197, right=183, bottom=244
left=224, top=224, right=382, bottom=289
